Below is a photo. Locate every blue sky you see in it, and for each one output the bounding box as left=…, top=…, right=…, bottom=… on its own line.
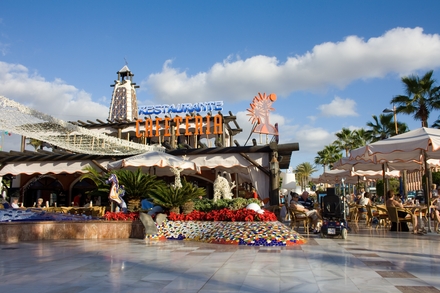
left=1, top=1, right=440, bottom=176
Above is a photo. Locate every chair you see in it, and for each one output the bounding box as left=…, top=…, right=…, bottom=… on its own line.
left=262, top=198, right=270, bottom=205
left=365, top=205, right=374, bottom=226
left=375, top=205, right=390, bottom=227
left=430, top=205, right=439, bottom=232
left=355, top=205, right=367, bottom=223
left=288, top=207, right=310, bottom=235
left=387, top=206, right=414, bottom=232
left=348, top=203, right=357, bottom=222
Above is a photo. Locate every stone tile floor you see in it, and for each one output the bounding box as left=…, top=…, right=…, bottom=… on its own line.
left=1, top=221, right=440, bottom=293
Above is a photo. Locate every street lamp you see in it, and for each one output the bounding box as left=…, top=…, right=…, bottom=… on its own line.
left=383, top=105, right=398, bottom=134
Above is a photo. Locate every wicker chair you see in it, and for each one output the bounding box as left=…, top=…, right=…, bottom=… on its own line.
left=374, top=205, right=390, bottom=228
left=387, top=206, right=414, bottom=232
left=365, top=205, right=374, bottom=226
left=288, top=207, right=310, bottom=235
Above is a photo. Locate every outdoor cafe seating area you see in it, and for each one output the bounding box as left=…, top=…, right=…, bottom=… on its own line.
left=286, top=197, right=437, bottom=236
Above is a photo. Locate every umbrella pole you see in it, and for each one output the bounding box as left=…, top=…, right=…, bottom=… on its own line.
left=382, top=163, right=387, bottom=198
left=423, top=150, right=432, bottom=232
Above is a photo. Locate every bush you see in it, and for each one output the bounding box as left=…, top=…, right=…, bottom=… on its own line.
left=149, top=177, right=206, bottom=210
left=193, top=197, right=263, bottom=213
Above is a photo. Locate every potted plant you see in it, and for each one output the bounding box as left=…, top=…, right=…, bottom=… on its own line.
left=149, top=177, right=206, bottom=214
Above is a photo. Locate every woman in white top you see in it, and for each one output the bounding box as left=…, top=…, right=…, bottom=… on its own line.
left=358, top=192, right=371, bottom=213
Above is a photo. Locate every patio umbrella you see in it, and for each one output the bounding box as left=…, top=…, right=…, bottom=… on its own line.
left=332, top=157, right=428, bottom=172
left=318, top=169, right=363, bottom=184
left=107, top=151, right=200, bottom=176
left=319, top=169, right=400, bottom=184
left=350, top=127, right=440, bottom=162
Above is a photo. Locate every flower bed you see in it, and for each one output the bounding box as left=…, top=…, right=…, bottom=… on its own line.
left=104, top=211, right=139, bottom=221
left=167, top=208, right=278, bottom=222
left=104, top=208, right=305, bottom=246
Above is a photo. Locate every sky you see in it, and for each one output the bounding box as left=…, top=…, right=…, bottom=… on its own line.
left=1, top=1, right=440, bottom=177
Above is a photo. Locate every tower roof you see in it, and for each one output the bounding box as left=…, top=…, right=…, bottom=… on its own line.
left=117, top=65, right=133, bottom=77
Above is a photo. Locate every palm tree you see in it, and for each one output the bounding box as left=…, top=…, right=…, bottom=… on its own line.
left=333, top=128, right=357, bottom=157
left=351, top=128, right=371, bottom=149
left=366, top=114, right=409, bottom=142
left=79, top=166, right=111, bottom=199
left=315, top=145, right=342, bottom=172
left=295, top=162, right=318, bottom=191
left=391, top=70, right=440, bottom=127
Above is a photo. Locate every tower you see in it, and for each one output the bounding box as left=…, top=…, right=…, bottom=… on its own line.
left=108, top=65, right=139, bottom=121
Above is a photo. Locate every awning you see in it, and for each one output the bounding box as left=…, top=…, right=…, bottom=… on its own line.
left=0, top=160, right=111, bottom=176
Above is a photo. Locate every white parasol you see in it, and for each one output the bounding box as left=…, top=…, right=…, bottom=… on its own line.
left=107, top=151, right=200, bottom=176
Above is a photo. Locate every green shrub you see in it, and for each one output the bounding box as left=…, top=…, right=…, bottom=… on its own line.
left=149, top=177, right=206, bottom=210
left=193, top=197, right=213, bottom=212
left=193, top=197, right=263, bottom=212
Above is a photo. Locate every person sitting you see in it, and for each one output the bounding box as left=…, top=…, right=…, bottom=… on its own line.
left=358, top=192, right=371, bottom=212
left=386, top=190, right=420, bottom=234
left=83, top=198, right=91, bottom=207
left=35, top=198, right=44, bottom=208
left=291, top=192, right=322, bottom=233
left=432, top=184, right=438, bottom=199
left=252, top=187, right=259, bottom=199
left=10, top=197, right=19, bottom=209
left=298, top=191, right=314, bottom=210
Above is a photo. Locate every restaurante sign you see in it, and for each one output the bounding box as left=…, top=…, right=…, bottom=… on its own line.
left=135, top=114, right=223, bottom=138
left=138, top=101, right=223, bottom=116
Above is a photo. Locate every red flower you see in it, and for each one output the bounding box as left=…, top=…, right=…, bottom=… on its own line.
left=104, top=212, right=139, bottom=221
left=166, top=208, right=277, bottom=222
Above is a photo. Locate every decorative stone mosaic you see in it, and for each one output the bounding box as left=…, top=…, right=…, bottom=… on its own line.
left=147, top=220, right=305, bottom=246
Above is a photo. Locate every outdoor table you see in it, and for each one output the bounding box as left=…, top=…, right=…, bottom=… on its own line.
left=404, top=205, right=429, bottom=229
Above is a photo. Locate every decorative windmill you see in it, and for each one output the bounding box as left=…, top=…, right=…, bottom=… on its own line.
left=246, top=93, right=279, bottom=144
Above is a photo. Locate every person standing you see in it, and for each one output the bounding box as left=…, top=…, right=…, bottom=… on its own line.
left=73, top=193, right=82, bottom=207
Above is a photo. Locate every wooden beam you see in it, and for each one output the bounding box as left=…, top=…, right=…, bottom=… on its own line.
left=239, top=152, right=270, bottom=177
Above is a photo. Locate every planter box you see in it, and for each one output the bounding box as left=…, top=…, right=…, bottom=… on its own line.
left=0, top=220, right=144, bottom=243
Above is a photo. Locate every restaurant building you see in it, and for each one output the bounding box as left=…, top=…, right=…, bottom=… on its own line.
left=0, top=65, right=299, bottom=207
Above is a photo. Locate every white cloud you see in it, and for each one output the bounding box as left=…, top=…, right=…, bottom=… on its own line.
left=318, top=96, right=358, bottom=117
left=0, top=61, right=108, bottom=122
left=145, top=27, right=440, bottom=105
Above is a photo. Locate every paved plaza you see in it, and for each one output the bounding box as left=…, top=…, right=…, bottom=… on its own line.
left=1, top=223, right=440, bottom=293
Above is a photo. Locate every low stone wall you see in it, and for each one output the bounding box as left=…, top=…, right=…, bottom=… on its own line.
left=0, top=220, right=144, bottom=243
left=0, top=220, right=305, bottom=246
